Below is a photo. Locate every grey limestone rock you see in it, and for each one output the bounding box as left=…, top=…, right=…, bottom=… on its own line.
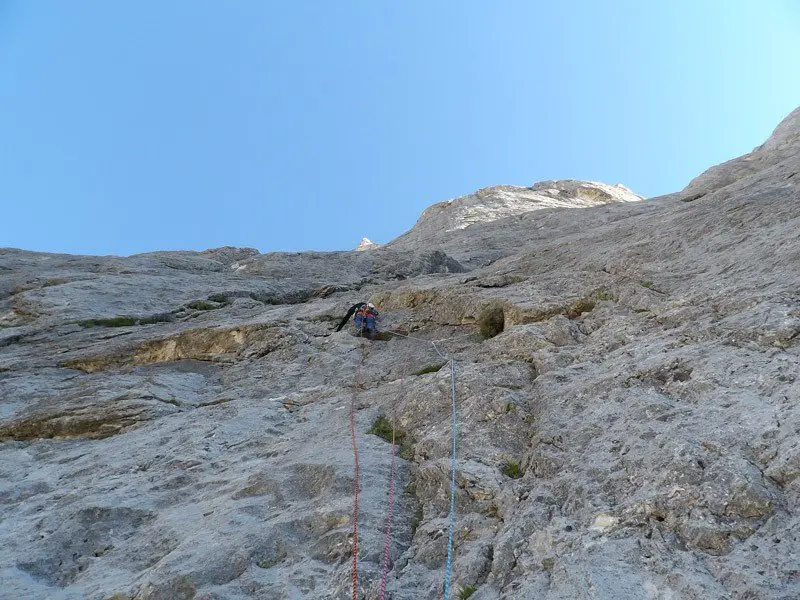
left=1, top=107, right=799, bottom=599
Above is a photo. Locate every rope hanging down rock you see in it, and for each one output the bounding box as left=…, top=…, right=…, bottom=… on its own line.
left=349, top=330, right=461, bottom=600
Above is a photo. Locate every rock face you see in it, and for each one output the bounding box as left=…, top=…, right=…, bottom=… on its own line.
left=356, top=238, right=381, bottom=251
left=390, top=180, right=643, bottom=268
left=395, top=180, right=640, bottom=236
left=404, top=181, right=642, bottom=239
left=680, top=106, right=800, bottom=203
left=1, top=108, right=799, bottom=600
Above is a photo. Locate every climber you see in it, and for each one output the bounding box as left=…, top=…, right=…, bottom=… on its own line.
left=335, top=302, right=379, bottom=339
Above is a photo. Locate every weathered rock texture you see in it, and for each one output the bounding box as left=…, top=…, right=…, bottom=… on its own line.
left=392, top=181, right=642, bottom=265
left=1, top=108, right=799, bottom=600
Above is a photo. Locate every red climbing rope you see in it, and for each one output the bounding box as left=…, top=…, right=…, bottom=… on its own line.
left=350, top=345, right=363, bottom=600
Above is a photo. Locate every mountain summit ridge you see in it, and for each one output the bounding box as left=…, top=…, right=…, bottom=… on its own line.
left=391, top=179, right=642, bottom=249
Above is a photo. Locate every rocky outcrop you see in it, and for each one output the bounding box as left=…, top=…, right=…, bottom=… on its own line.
left=680, top=106, right=800, bottom=203
left=391, top=180, right=642, bottom=251
left=356, top=237, right=381, bottom=251
left=1, top=107, right=799, bottom=599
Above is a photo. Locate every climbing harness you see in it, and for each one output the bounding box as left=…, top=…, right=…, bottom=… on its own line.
left=355, top=304, right=378, bottom=339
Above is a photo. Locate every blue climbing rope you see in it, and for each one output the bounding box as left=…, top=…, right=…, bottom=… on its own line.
left=388, top=333, right=461, bottom=598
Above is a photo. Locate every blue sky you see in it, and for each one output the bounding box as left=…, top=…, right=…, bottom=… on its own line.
left=2, top=1, right=799, bottom=256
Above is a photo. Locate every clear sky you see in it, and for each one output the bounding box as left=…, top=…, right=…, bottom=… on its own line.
left=2, top=1, right=799, bottom=256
